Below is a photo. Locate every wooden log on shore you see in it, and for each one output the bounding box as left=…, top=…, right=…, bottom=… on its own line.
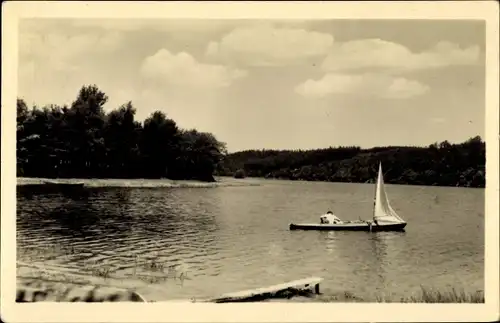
left=209, top=277, right=323, bottom=303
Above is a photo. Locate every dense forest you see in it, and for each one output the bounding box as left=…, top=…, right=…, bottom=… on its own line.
left=216, top=137, right=486, bottom=188
left=16, top=85, right=227, bottom=182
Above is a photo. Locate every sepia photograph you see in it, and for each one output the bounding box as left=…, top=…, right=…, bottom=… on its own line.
left=2, top=1, right=499, bottom=322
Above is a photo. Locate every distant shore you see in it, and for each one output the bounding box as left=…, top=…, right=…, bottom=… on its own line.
left=16, top=176, right=261, bottom=189
left=15, top=176, right=486, bottom=190
left=218, top=136, right=486, bottom=188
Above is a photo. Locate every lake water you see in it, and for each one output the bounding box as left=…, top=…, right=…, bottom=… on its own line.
left=16, top=179, right=484, bottom=302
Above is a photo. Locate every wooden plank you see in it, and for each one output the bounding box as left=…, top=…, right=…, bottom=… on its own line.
left=210, top=277, right=323, bottom=302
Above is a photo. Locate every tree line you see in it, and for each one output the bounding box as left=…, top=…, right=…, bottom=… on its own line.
left=16, top=84, right=485, bottom=188
left=17, top=85, right=227, bottom=182
left=216, top=137, right=486, bottom=188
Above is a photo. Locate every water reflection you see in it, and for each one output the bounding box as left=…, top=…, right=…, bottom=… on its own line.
left=369, top=233, right=388, bottom=290
left=315, top=229, right=407, bottom=298
left=17, top=187, right=223, bottom=285
left=323, top=232, right=337, bottom=254
left=49, top=200, right=104, bottom=237
left=17, top=184, right=90, bottom=201
left=369, top=232, right=407, bottom=298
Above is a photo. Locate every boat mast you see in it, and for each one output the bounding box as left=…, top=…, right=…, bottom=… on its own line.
left=372, top=162, right=380, bottom=222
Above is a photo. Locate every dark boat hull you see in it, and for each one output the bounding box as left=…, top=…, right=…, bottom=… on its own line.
left=289, top=222, right=406, bottom=232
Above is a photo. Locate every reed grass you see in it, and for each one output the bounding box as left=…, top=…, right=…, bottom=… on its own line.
left=90, top=266, right=111, bottom=279
left=376, top=286, right=484, bottom=303
left=294, top=286, right=484, bottom=303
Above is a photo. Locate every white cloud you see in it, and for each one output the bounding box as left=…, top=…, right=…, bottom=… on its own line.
left=20, top=30, right=123, bottom=62
left=17, top=28, right=133, bottom=112
left=18, top=28, right=119, bottom=107
left=71, top=19, right=239, bottom=34
left=295, top=73, right=429, bottom=100
left=205, top=24, right=334, bottom=67
left=322, top=39, right=481, bottom=72
left=140, top=49, right=247, bottom=89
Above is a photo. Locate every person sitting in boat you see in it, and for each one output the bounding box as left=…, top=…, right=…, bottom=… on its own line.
left=320, top=211, right=343, bottom=224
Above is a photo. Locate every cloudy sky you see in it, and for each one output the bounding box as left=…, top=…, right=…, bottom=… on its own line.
left=18, top=19, right=485, bottom=152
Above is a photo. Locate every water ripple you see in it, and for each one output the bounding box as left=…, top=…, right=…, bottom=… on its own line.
left=16, top=182, right=484, bottom=301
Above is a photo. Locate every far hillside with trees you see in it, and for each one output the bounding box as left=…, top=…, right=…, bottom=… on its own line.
left=216, top=137, right=486, bottom=188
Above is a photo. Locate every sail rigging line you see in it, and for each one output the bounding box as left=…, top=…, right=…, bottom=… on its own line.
left=373, top=162, right=405, bottom=224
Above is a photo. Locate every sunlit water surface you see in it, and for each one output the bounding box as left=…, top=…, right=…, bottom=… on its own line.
left=17, top=179, right=484, bottom=301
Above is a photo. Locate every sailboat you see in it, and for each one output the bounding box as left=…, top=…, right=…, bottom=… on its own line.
left=289, top=163, right=407, bottom=232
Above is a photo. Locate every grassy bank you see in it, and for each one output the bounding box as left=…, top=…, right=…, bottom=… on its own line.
left=17, top=266, right=484, bottom=303
left=258, top=288, right=484, bottom=303
left=311, top=287, right=485, bottom=303
left=18, top=252, right=484, bottom=303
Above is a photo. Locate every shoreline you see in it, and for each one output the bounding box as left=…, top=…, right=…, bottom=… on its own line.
left=16, top=274, right=484, bottom=303
left=16, top=177, right=261, bottom=188
left=16, top=261, right=484, bottom=304
left=16, top=176, right=485, bottom=190
left=228, top=175, right=486, bottom=189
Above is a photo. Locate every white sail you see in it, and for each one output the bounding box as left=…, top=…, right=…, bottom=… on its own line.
left=373, top=163, right=405, bottom=224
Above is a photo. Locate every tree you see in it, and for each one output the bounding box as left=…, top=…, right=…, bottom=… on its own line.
left=64, top=84, right=109, bottom=177
left=140, top=111, right=180, bottom=178
left=16, top=84, right=227, bottom=182
left=104, top=101, right=141, bottom=178
left=174, top=129, right=226, bottom=182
